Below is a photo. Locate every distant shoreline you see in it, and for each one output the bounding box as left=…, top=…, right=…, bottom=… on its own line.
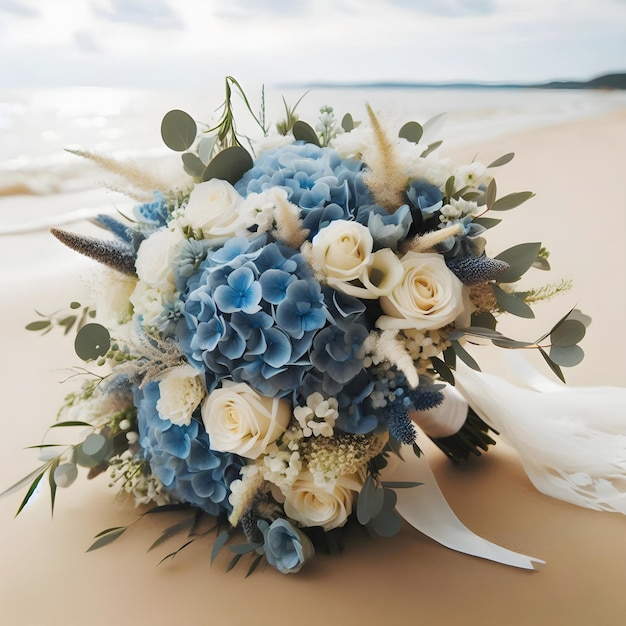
left=282, top=72, right=626, bottom=91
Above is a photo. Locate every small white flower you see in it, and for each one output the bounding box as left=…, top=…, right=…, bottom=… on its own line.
left=293, top=392, right=338, bottom=438
left=455, top=162, right=487, bottom=190
left=156, top=364, right=205, bottom=426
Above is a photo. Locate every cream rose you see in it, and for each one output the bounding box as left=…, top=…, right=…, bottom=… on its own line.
left=311, top=220, right=373, bottom=282
left=377, top=251, right=465, bottom=331
left=178, top=178, right=253, bottom=238
left=134, top=228, right=184, bottom=290
left=156, top=364, right=205, bottom=427
left=201, top=382, right=291, bottom=459
left=282, top=471, right=363, bottom=530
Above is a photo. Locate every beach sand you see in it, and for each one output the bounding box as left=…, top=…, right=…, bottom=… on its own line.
left=1, top=109, right=625, bottom=625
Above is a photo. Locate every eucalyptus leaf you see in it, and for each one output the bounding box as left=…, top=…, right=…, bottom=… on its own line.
left=198, top=135, right=217, bottom=164
left=549, top=344, right=585, bottom=367
left=48, top=458, right=59, bottom=515
left=444, top=176, right=456, bottom=201
left=430, top=356, right=455, bottom=385
left=50, top=420, right=92, bottom=428
left=420, top=140, right=443, bottom=158
left=202, top=146, right=253, bottom=185
left=490, top=191, right=535, bottom=212
left=471, top=312, right=497, bottom=330
left=492, top=338, right=534, bottom=349
left=0, top=463, right=50, bottom=499
left=495, top=242, right=542, bottom=283
left=87, top=526, right=128, bottom=552
left=15, top=469, right=46, bottom=516
left=341, top=113, right=354, bottom=132
left=356, top=475, right=384, bottom=525
left=398, top=121, right=423, bottom=144
left=74, top=323, right=110, bottom=361
left=229, top=542, right=263, bottom=555
left=451, top=340, right=481, bottom=371
left=148, top=517, right=195, bottom=552
left=75, top=433, right=109, bottom=467
left=368, top=489, right=401, bottom=537
left=53, top=462, right=78, bottom=489
left=211, top=530, right=231, bottom=564
left=161, top=109, right=197, bottom=152
left=473, top=217, right=501, bottom=230
left=182, top=152, right=206, bottom=178
left=487, top=152, right=515, bottom=168
left=550, top=319, right=586, bottom=347
left=569, top=309, right=592, bottom=328
left=485, top=178, right=497, bottom=208
left=158, top=540, right=195, bottom=565
left=246, top=553, right=264, bottom=577
left=25, top=320, right=51, bottom=331
left=225, top=553, right=243, bottom=573
left=532, top=257, right=551, bottom=271
left=538, top=347, right=566, bottom=383
left=493, top=285, right=535, bottom=318
left=381, top=481, right=422, bottom=489
left=292, top=120, right=321, bottom=146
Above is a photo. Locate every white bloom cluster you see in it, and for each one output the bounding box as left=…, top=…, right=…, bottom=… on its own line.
left=439, top=197, right=478, bottom=224
left=293, top=392, right=338, bottom=438
left=109, top=450, right=172, bottom=507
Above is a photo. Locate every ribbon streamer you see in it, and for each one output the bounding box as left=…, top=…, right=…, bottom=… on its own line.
left=382, top=432, right=545, bottom=570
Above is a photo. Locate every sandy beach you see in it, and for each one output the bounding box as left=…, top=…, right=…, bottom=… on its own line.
left=1, top=108, right=626, bottom=625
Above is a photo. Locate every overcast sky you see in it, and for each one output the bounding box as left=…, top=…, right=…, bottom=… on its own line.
left=1, top=0, right=625, bottom=89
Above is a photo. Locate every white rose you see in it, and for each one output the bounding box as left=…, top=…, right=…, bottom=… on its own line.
left=201, top=382, right=291, bottom=459
left=156, top=364, right=205, bottom=426
left=179, top=179, right=253, bottom=238
left=134, top=228, right=184, bottom=290
left=377, top=251, right=465, bottom=331
left=283, top=470, right=363, bottom=530
left=311, top=220, right=373, bottom=282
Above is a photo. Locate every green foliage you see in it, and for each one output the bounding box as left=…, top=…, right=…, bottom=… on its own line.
left=276, top=91, right=308, bottom=135
left=25, top=302, right=95, bottom=336
left=292, top=120, right=321, bottom=146
left=420, top=140, right=443, bottom=158
left=74, top=323, right=111, bottom=361
left=398, top=121, right=423, bottom=144
left=160, top=109, right=197, bottom=152
left=493, top=285, right=535, bottom=318
left=201, top=145, right=253, bottom=185
left=341, top=112, right=354, bottom=132
left=487, top=152, right=515, bottom=168
left=495, top=242, right=542, bottom=283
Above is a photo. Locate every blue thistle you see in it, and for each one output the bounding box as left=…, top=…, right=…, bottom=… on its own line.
left=93, top=214, right=135, bottom=244
left=388, top=405, right=416, bottom=445
left=446, top=254, right=509, bottom=284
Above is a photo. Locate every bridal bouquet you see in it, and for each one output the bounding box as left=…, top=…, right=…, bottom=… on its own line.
left=5, top=78, right=588, bottom=575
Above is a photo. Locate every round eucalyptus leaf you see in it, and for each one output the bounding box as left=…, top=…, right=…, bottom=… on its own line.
left=549, top=344, right=585, bottom=367
left=399, top=121, right=423, bottom=144
left=341, top=113, right=354, bottom=132
left=74, top=323, right=110, bottom=361
left=182, top=152, right=206, bottom=178
left=53, top=463, right=78, bottom=488
left=550, top=319, right=586, bottom=347
left=75, top=433, right=110, bottom=467
left=202, top=146, right=253, bottom=185
left=292, top=120, right=321, bottom=146
left=161, top=109, right=197, bottom=152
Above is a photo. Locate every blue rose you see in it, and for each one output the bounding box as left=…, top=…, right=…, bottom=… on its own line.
left=258, top=518, right=315, bottom=574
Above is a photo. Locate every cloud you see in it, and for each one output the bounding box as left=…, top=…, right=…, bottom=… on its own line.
left=92, top=0, right=183, bottom=29
left=388, top=0, right=496, bottom=17
left=215, top=0, right=311, bottom=19
left=0, top=0, right=38, bottom=16
left=74, top=31, right=101, bottom=54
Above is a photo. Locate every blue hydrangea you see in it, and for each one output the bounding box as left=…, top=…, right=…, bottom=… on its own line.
left=234, top=144, right=371, bottom=237
left=356, top=203, right=413, bottom=251
left=135, top=382, right=244, bottom=516
left=177, top=236, right=330, bottom=397
left=133, top=191, right=170, bottom=227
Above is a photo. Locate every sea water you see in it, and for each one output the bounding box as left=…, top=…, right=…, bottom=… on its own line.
left=1, top=85, right=625, bottom=283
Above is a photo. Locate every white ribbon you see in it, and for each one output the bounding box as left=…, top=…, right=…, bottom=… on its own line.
left=381, top=431, right=545, bottom=570
left=411, top=383, right=468, bottom=438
